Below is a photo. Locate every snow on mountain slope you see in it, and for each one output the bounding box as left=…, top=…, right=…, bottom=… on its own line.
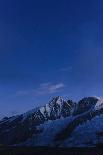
left=0, top=96, right=74, bottom=145
left=94, top=99, right=103, bottom=111
left=61, top=114, right=103, bottom=147
left=16, top=116, right=75, bottom=146
left=39, top=96, right=73, bottom=119
left=0, top=96, right=103, bottom=147
left=22, top=96, right=73, bottom=122
left=17, top=113, right=103, bottom=147
left=16, top=97, right=103, bottom=147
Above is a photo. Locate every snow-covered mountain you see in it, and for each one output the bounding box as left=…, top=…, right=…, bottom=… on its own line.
left=0, top=96, right=103, bottom=147
left=21, top=96, right=74, bottom=125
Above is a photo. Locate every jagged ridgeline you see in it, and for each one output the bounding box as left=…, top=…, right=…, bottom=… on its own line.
left=0, top=96, right=103, bottom=147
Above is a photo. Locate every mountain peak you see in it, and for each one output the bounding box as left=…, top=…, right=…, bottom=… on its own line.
left=0, top=96, right=103, bottom=146
left=51, top=96, right=65, bottom=104
left=37, top=96, right=74, bottom=120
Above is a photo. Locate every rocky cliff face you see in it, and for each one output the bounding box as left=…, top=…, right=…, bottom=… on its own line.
left=0, top=96, right=103, bottom=147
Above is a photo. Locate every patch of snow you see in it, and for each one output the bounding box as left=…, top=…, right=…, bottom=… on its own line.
left=45, top=104, right=51, bottom=117
left=56, top=97, right=64, bottom=106
left=39, top=107, right=45, bottom=116
left=94, top=99, right=103, bottom=111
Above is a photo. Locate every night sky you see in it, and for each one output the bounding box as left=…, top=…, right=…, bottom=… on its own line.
left=0, top=0, right=103, bottom=118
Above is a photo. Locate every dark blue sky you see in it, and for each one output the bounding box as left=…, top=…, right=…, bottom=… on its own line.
left=0, top=0, right=103, bottom=117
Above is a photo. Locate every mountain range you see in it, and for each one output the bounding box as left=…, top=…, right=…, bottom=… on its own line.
left=0, top=96, right=103, bottom=147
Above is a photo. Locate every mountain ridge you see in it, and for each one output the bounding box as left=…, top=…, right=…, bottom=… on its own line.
left=0, top=96, right=103, bottom=147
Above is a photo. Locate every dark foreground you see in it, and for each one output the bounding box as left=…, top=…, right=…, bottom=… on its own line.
left=0, top=146, right=103, bottom=155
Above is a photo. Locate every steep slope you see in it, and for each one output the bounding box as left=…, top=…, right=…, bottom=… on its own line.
left=22, top=96, right=74, bottom=122
left=16, top=97, right=103, bottom=147
left=74, top=97, right=98, bottom=115
left=0, top=96, right=73, bottom=145
left=0, top=96, right=103, bottom=147
left=17, top=112, right=103, bottom=147
left=16, top=116, right=75, bottom=147
left=37, top=96, right=74, bottom=120
left=61, top=114, right=103, bottom=147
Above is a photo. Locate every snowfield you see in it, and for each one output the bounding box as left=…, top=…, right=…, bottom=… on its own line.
left=61, top=114, right=103, bottom=147
left=17, top=114, right=103, bottom=147
left=17, top=116, right=74, bottom=146
left=1, top=96, right=103, bottom=147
